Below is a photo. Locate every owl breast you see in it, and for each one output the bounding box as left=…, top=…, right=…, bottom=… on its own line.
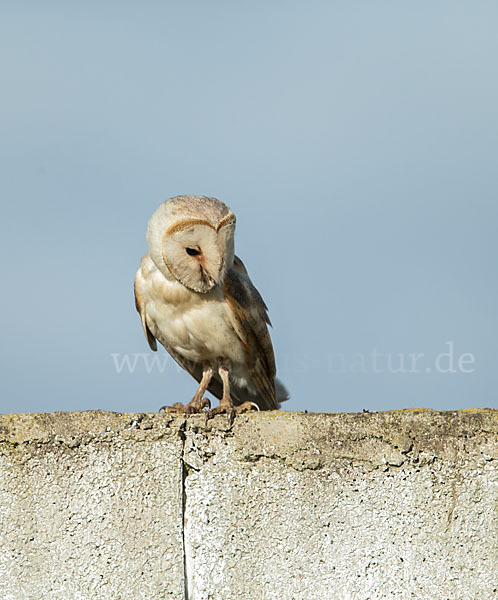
left=136, top=255, right=246, bottom=365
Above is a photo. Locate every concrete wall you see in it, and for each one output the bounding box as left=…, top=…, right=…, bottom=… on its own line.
left=0, top=409, right=496, bottom=600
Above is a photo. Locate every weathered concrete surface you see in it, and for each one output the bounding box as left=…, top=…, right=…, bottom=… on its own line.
left=0, top=409, right=497, bottom=600
left=0, top=411, right=186, bottom=600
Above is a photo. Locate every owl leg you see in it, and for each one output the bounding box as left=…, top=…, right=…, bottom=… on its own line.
left=158, top=363, right=213, bottom=414
left=206, top=361, right=259, bottom=424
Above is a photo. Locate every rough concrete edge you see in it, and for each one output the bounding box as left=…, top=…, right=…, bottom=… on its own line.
left=1, top=409, right=496, bottom=474
left=0, top=408, right=497, bottom=445
left=183, top=408, right=498, bottom=472
left=0, top=410, right=186, bottom=446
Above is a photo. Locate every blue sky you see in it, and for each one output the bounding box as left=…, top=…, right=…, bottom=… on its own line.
left=1, top=2, right=497, bottom=414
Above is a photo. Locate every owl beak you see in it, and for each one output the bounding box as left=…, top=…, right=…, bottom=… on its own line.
left=213, top=257, right=227, bottom=286
left=205, top=270, right=223, bottom=288
left=200, top=256, right=225, bottom=288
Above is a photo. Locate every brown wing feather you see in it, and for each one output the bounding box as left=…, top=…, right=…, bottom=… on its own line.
left=223, top=256, right=278, bottom=410
left=134, top=282, right=157, bottom=351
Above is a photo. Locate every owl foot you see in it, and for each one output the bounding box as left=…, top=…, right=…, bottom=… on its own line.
left=205, top=400, right=259, bottom=426
left=158, top=397, right=211, bottom=414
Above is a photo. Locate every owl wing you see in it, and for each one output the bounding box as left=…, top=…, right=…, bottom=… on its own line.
left=134, top=279, right=157, bottom=351
left=222, top=255, right=278, bottom=410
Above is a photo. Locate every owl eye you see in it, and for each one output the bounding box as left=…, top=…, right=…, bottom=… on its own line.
left=186, top=247, right=201, bottom=256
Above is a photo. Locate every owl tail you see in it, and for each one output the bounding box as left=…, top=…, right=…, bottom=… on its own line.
left=228, top=375, right=289, bottom=411
left=275, top=378, right=290, bottom=408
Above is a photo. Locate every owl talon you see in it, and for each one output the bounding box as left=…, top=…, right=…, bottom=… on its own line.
left=205, top=400, right=259, bottom=424
left=158, top=402, right=185, bottom=413
left=235, top=401, right=260, bottom=414
left=186, top=397, right=210, bottom=415
left=158, top=397, right=210, bottom=414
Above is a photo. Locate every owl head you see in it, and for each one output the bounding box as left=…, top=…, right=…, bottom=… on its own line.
left=146, top=195, right=236, bottom=293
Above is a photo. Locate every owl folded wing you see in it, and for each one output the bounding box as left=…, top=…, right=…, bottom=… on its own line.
left=223, top=255, right=278, bottom=410
left=134, top=279, right=157, bottom=351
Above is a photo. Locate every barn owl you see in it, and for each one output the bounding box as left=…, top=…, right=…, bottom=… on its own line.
left=134, top=195, right=288, bottom=421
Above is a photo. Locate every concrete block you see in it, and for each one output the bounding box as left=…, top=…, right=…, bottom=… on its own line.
left=0, top=409, right=496, bottom=599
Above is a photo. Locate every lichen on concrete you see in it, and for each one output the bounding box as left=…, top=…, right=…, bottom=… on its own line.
left=0, top=409, right=496, bottom=599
